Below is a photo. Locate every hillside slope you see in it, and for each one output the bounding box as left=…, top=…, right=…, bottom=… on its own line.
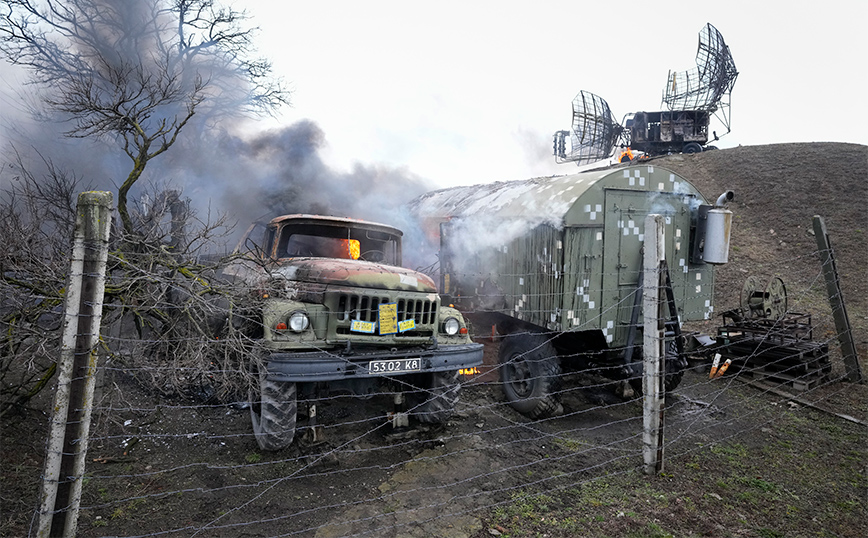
left=654, top=142, right=867, bottom=362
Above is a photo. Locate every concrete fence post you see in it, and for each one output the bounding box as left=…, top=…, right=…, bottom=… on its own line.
left=643, top=214, right=666, bottom=475
left=812, top=216, right=862, bottom=383
left=38, top=191, right=113, bottom=538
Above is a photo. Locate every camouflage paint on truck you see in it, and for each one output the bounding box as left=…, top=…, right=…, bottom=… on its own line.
left=410, top=164, right=732, bottom=417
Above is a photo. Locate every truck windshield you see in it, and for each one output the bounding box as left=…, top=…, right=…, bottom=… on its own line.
left=276, top=224, right=400, bottom=265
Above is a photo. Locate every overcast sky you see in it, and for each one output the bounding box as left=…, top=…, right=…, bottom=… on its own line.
left=1, top=1, right=865, bottom=198
left=242, top=0, right=868, bottom=188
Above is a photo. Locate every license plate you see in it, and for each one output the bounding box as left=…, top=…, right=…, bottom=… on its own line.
left=368, top=358, right=421, bottom=374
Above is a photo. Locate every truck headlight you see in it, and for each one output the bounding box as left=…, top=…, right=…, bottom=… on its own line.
left=443, top=317, right=460, bottom=336
left=288, top=311, right=310, bottom=332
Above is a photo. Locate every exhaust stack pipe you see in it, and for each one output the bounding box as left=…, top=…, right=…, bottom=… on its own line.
left=692, top=191, right=735, bottom=265
left=704, top=192, right=734, bottom=264
left=715, top=190, right=734, bottom=207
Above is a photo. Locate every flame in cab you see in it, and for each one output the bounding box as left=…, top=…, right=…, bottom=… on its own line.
left=343, top=239, right=360, bottom=260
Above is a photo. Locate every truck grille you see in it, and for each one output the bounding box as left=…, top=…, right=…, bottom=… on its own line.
left=331, top=292, right=437, bottom=337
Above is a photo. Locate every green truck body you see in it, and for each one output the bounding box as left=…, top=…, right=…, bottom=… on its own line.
left=411, top=164, right=732, bottom=417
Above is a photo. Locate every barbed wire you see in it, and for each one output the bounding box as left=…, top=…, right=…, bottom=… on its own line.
left=5, top=236, right=864, bottom=537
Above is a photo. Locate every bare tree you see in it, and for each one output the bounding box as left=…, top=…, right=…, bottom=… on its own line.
left=1, top=0, right=289, bottom=234
left=0, top=150, right=82, bottom=417
left=0, top=149, right=266, bottom=417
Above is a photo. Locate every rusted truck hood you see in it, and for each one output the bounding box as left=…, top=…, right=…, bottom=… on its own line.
left=270, top=258, right=437, bottom=293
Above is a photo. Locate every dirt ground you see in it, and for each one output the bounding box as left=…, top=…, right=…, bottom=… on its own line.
left=2, top=142, right=867, bottom=537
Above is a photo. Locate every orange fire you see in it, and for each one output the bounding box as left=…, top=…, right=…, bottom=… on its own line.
left=458, top=367, right=480, bottom=376
left=343, top=239, right=360, bottom=260
left=619, top=148, right=635, bottom=162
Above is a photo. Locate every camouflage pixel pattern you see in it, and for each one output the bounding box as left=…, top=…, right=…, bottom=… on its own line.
left=414, top=165, right=719, bottom=350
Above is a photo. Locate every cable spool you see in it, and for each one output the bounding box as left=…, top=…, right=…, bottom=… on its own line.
left=764, top=277, right=787, bottom=319
left=742, top=276, right=763, bottom=317
left=741, top=276, right=788, bottom=319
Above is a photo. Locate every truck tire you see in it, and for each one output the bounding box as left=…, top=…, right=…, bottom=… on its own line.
left=628, top=340, right=685, bottom=396
left=682, top=142, right=703, bottom=154
left=499, top=334, right=563, bottom=419
left=407, top=370, right=461, bottom=424
left=250, top=366, right=297, bottom=451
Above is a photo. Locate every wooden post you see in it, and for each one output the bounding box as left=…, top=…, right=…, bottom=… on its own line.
left=812, top=216, right=862, bottom=383
left=643, top=215, right=666, bottom=475
left=38, top=191, right=113, bottom=538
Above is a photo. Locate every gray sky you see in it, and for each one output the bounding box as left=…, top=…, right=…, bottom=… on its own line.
left=1, top=0, right=865, bottom=197
left=244, top=0, right=868, bottom=188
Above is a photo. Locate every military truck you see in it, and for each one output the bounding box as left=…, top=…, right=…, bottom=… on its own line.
left=410, top=164, right=733, bottom=419
left=622, top=109, right=717, bottom=157
left=226, top=214, right=484, bottom=450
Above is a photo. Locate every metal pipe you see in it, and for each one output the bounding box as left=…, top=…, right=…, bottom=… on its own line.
left=715, top=190, right=734, bottom=206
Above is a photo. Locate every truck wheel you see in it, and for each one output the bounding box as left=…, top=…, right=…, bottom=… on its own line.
left=682, top=142, right=703, bottom=154
left=407, top=370, right=461, bottom=424
left=499, top=334, right=563, bottom=419
left=628, top=340, right=685, bottom=395
left=250, top=366, right=297, bottom=451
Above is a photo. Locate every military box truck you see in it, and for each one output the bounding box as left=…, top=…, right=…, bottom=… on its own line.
left=410, top=164, right=732, bottom=418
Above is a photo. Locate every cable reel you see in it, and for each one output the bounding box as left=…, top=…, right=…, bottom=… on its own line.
left=741, top=276, right=788, bottom=319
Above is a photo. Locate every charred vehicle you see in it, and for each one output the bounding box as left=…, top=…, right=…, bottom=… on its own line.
left=553, top=24, right=737, bottom=165
left=622, top=109, right=714, bottom=157
left=226, top=215, right=483, bottom=450
left=410, top=164, right=733, bottom=418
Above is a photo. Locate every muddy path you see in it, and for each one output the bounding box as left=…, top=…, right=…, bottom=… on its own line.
left=38, top=356, right=792, bottom=538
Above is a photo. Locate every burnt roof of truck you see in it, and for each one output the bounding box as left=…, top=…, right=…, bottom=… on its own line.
left=267, top=214, right=403, bottom=237
left=409, top=170, right=610, bottom=222
left=409, top=165, right=707, bottom=227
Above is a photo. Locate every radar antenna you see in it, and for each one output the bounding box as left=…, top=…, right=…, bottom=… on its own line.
left=553, top=90, right=625, bottom=165
left=662, top=23, right=738, bottom=131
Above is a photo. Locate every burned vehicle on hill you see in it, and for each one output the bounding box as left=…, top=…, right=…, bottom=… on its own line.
left=553, top=23, right=738, bottom=164
left=410, top=164, right=733, bottom=418
left=622, top=109, right=715, bottom=157
left=225, top=215, right=483, bottom=450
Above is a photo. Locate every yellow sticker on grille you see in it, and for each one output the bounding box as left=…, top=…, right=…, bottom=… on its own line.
left=398, top=319, right=415, bottom=332
left=350, top=320, right=376, bottom=333
left=378, top=303, right=398, bottom=335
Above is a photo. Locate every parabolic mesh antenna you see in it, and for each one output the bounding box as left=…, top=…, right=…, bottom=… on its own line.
left=553, top=23, right=737, bottom=166
left=553, top=90, right=624, bottom=165
left=663, top=23, right=738, bottom=127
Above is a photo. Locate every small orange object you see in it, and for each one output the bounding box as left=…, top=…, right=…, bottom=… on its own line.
left=709, top=353, right=721, bottom=379
left=714, top=358, right=732, bottom=379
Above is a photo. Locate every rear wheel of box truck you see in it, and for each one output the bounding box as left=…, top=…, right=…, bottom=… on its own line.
left=627, top=339, right=686, bottom=396
left=499, top=334, right=563, bottom=419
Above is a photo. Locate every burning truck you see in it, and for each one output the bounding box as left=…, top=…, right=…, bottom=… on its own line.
left=224, top=214, right=483, bottom=450
left=410, top=164, right=733, bottom=418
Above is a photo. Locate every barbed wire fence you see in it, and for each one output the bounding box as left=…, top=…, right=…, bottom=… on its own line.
left=2, top=194, right=865, bottom=537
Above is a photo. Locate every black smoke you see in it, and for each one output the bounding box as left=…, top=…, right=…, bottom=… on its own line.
left=2, top=108, right=438, bottom=266
left=152, top=119, right=435, bottom=241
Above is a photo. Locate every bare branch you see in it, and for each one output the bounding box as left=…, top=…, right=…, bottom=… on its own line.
left=1, top=0, right=290, bottom=233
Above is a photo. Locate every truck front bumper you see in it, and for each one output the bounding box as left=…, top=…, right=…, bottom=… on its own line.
left=265, top=343, right=484, bottom=383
